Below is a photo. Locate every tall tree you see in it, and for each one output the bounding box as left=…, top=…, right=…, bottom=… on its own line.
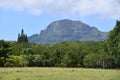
left=106, top=20, right=120, bottom=68
left=0, top=40, right=10, bottom=67
left=17, top=29, right=28, bottom=43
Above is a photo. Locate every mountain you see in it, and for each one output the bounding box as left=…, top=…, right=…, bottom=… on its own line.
left=28, top=19, right=109, bottom=44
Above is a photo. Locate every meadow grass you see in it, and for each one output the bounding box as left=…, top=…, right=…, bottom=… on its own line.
left=0, top=67, right=120, bottom=80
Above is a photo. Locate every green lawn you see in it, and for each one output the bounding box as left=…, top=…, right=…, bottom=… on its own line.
left=0, top=67, right=120, bottom=80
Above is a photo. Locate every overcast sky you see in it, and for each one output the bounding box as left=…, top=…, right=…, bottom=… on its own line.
left=0, top=0, right=119, bottom=40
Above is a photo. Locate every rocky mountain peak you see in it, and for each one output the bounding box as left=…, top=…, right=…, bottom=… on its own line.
left=28, top=19, right=109, bottom=44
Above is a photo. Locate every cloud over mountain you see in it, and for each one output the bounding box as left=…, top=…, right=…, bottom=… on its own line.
left=0, top=0, right=120, bottom=18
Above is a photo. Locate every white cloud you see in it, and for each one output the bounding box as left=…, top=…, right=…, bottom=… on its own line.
left=0, top=0, right=120, bottom=18
left=0, top=0, right=25, bottom=11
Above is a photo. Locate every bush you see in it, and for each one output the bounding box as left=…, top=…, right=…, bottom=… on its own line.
left=5, top=55, right=28, bottom=67
left=83, top=53, right=114, bottom=68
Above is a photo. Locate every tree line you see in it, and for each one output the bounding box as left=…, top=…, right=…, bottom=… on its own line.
left=0, top=20, right=120, bottom=68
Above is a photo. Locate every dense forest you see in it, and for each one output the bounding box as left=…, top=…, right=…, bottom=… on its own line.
left=0, top=20, right=120, bottom=68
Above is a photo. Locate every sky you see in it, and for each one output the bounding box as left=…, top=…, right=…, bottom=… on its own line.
left=0, top=0, right=120, bottom=41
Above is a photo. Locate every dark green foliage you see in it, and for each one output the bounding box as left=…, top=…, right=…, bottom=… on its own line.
left=10, top=42, right=33, bottom=55
left=0, top=40, right=10, bottom=67
left=17, top=29, right=28, bottom=43
left=106, top=20, right=120, bottom=68
left=1, top=40, right=103, bottom=67
left=0, top=39, right=118, bottom=68
left=106, top=21, right=120, bottom=55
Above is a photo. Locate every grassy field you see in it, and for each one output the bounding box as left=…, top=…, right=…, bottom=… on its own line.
left=0, top=67, right=120, bottom=80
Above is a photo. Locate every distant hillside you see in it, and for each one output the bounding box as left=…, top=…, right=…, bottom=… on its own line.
left=28, top=19, right=109, bottom=44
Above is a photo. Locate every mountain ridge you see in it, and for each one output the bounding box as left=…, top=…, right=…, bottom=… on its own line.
left=28, top=19, right=109, bottom=44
